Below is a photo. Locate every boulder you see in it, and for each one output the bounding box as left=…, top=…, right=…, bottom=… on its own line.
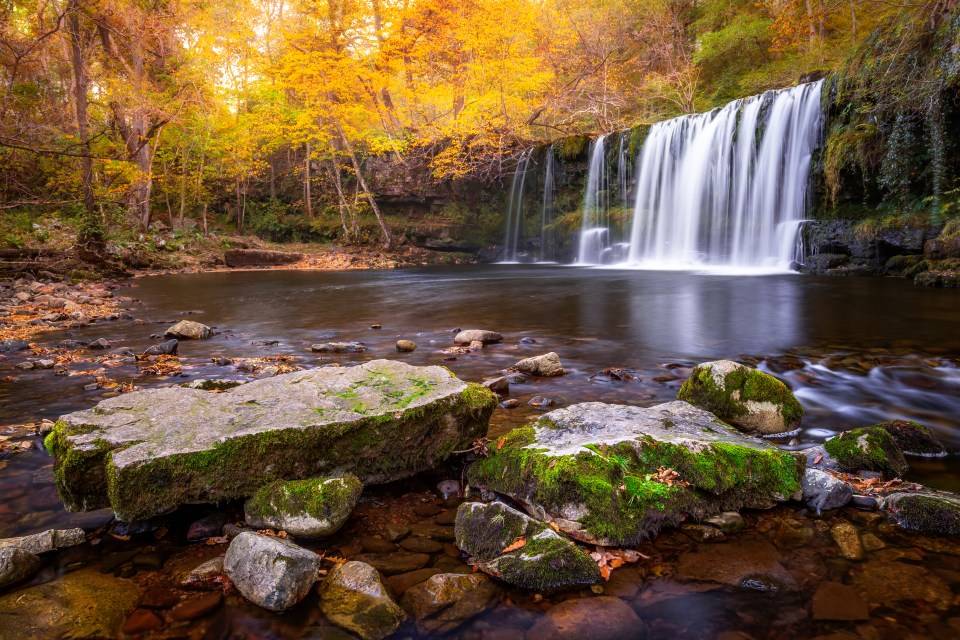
left=872, top=420, right=946, bottom=456
left=677, top=360, right=803, bottom=435
left=400, top=573, right=499, bottom=634
left=467, top=401, right=804, bottom=546
left=311, top=342, right=367, bottom=353
left=819, top=426, right=909, bottom=479
left=526, top=596, right=644, bottom=640
left=0, top=528, right=85, bottom=555
left=224, top=249, right=303, bottom=267
left=49, top=360, right=497, bottom=521
left=0, top=339, right=30, bottom=353
left=881, top=490, right=960, bottom=536
left=801, top=469, right=854, bottom=515
left=164, top=320, right=212, bottom=340
left=676, top=540, right=797, bottom=592
left=513, top=352, right=564, bottom=377
left=395, top=340, right=417, bottom=353
left=454, top=501, right=600, bottom=591
left=318, top=561, right=405, bottom=640
left=0, top=547, right=41, bottom=589
left=453, top=330, right=502, bottom=345
left=482, top=376, right=509, bottom=394
left=223, top=531, right=320, bottom=611
left=143, top=339, right=178, bottom=356
left=0, top=568, right=140, bottom=640
left=244, top=475, right=362, bottom=538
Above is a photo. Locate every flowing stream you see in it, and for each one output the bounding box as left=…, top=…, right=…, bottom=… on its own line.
left=2, top=266, right=960, bottom=638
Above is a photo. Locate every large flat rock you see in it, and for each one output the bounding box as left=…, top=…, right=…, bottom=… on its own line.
left=50, top=360, right=496, bottom=521
left=468, top=401, right=804, bottom=546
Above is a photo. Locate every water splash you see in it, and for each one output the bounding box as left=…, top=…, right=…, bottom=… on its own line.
left=627, top=80, right=824, bottom=270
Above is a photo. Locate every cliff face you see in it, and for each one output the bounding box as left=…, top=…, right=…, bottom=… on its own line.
left=812, top=6, right=960, bottom=224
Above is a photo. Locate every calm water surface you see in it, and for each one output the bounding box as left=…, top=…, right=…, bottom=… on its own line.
left=2, top=265, right=960, bottom=639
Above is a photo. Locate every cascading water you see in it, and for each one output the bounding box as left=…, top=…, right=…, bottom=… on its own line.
left=627, top=80, right=824, bottom=270
left=617, top=132, right=629, bottom=207
left=577, top=135, right=610, bottom=264
left=540, top=145, right=557, bottom=262
left=500, top=149, right=533, bottom=262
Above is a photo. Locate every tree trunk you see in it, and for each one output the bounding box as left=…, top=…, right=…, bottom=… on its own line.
left=849, top=0, right=858, bottom=42
left=337, top=126, right=391, bottom=248
left=178, top=144, right=189, bottom=227
left=66, top=0, right=104, bottom=258
left=304, top=140, right=313, bottom=218
left=328, top=156, right=351, bottom=241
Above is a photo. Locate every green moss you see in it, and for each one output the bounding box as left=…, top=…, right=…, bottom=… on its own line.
left=677, top=363, right=803, bottom=432
left=55, top=380, right=498, bottom=521
left=246, top=475, right=362, bottom=524
left=823, top=426, right=908, bottom=479
left=892, top=494, right=960, bottom=536
left=468, top=424, right=802, bottom=546
left=454, top=502, right=600, bottom=590
left=554, top=135, right=590, bottom=160
left=872, top=420, right=946, bottom=456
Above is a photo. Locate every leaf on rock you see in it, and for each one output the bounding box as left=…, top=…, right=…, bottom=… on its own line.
left=501, top=536, right=526, bottom=553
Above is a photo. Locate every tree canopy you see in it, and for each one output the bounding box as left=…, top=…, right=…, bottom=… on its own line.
left=0, top=0, right=945, bottom=248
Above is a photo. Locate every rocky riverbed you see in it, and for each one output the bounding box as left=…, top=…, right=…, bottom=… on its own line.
left=2, top=266, right=960, bottom=639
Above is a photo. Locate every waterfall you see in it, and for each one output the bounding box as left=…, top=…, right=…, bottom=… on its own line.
left=577, top=135, right=610, bottom=264
left=540, top=146, right=557, bottom=262
left=617, top=132, right=629, bottom=207
left=627, top=80, right=824, bottom=270
left=501, top=149, right=533, bottom=262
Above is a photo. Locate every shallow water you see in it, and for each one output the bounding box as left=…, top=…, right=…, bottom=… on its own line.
left=2, top=265, right=960, bottom=638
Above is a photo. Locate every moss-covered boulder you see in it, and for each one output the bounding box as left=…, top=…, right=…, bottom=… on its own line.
left=319, top=561, right=406, bottom=640
left=244, top=475, right=362, bottom=538
left=818, top=426, right=909, bottom=479
left=467, top=401, right=804, bottom=546
left=873, top=420, right=947, bottom=456
left=49, top=360, right=497, bottom=521
left=677, top=360, right=803, bottom=435
left=454, top=501, right=600, bottom=591
left=882, top=490, right=960, bottom=536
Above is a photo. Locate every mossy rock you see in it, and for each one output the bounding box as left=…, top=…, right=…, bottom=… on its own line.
left=244, top=475, right=362, bottom=538
left=49, top=360, right=497, bottom=521
left=677, top=360, right=803, bottom=435
left=454, top=501, right=600, bottom=591
left=883, top=491, right=960, bottom=536
left=822, top=426, right=909, bottom=479
left=873, top=420, right=946, bottom=457
left=467, top=401, right=804, bottom=546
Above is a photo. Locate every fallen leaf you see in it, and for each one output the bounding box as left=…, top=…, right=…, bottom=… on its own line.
left=548, top=459, right=557, bottom=469
left=501, top=536, right=526, bottom=553
left=813, top=452, right=823, bottom=464
left=548, top=522, right=560, bottom=532
left=497, top=438, right=506, bottom=450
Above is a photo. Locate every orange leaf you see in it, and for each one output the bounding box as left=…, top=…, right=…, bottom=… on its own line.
left=599, top=564, right=612, bottom=581
left=501, top=536, right=526, bottom=553
left=813, top=452, right=823, bottom=464
left=497, top=438, right=506, bottom=450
